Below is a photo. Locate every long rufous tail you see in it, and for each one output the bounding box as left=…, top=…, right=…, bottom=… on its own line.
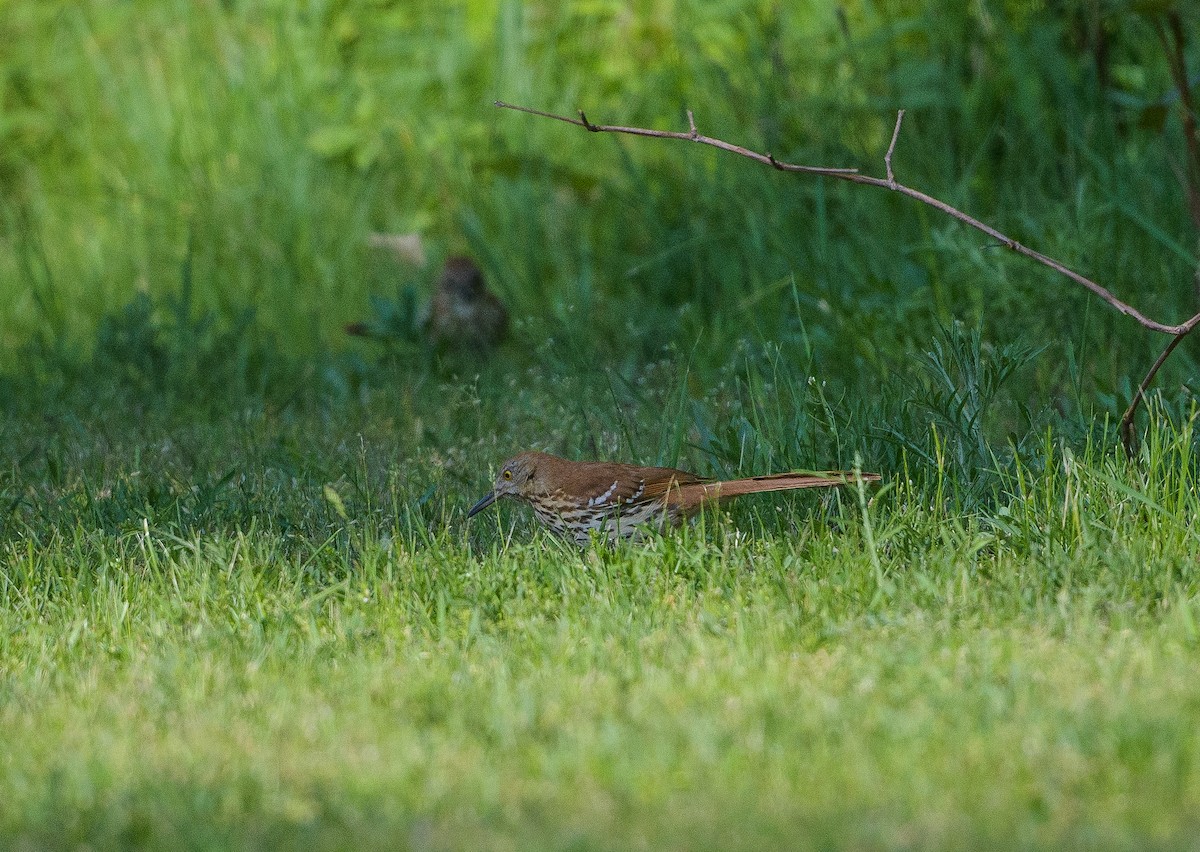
left=669, top=470, right=881, bottom=511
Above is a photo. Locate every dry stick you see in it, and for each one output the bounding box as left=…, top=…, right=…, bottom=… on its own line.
left=1121, top=322, right=1200, bottom=458
left=497, top=100, right=1196, bottom=335
left=1119, top=331, right=1190, bottom=455
left=496, top=100, right=1200, bottom=453
left=884, top=109, right=904, bottom=187
left=1125, top=14, right=1200, bottom=456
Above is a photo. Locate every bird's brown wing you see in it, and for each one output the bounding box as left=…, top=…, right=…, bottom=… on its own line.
left=550, top=460, right=707, bottom=510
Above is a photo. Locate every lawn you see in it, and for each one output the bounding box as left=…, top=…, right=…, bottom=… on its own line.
left=2, top=2, right=1200, bottom=849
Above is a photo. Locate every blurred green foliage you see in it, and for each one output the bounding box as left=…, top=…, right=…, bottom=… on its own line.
left=0, top=0, right=1197, bottom=422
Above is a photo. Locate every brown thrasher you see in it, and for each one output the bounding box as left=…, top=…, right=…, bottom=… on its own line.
left=467, top=451, right=881, bottom=546
left=346, top=255, right=508, bottom=352
left=424, top=256, right=508, bottom=351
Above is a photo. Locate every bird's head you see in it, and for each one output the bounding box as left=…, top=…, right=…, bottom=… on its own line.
left=467, top=452, right=541, bottom=517
left=440, top=256, right=485, bottom=300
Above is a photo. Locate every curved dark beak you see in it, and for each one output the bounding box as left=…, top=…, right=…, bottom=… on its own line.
left=467, top=491, right=497, bottom=518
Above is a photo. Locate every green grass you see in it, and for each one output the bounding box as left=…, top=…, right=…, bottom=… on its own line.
left=5, top=546, right=1199, bottom=849
left=4, top=1, right=1200, bottom=849
left=3, top=381, right=1200, bottom=849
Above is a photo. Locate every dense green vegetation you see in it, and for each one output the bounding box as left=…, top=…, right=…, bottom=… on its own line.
left=3, top=1, right=1200, bottom=848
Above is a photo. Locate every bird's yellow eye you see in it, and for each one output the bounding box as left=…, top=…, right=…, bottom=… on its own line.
left=503, top=470, right=513, bottom=480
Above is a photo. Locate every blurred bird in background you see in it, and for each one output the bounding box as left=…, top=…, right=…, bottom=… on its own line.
left=346, top=249, right=508, bottom=354
left=423, top=256, right=508, bottom=352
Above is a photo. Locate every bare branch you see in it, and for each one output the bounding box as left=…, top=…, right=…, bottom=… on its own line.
left=494, top=101, right=860, bottom=176
left=495, top=100, right=1200, bottom=336
left=1119, top=328, right=1196, bottom=458
left=885, top=110, right=904, bottom=187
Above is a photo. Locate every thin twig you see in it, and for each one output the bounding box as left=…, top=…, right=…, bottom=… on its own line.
left=495, top=100, right=1200, bottom=336
left=1119, top=329, right=1195, bottom=458
left=496, top=101, right=860, bottom=176
left=885, top=109, right=904, bottom=187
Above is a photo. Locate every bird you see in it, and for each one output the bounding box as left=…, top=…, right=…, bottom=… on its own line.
left=345, top=255, right=508, bottom=352
left=424, top=255, right=508, bottom=351
left=467, top=451, right=881, bottom=546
